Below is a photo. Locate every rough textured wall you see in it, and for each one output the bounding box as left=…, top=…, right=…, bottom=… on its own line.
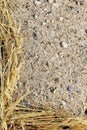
left=14, top=0, right=87, bottom=116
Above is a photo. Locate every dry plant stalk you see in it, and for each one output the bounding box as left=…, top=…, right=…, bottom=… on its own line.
left=0, top=0, right=25, bottom=129
left=0, top=0, right=87, bottom=130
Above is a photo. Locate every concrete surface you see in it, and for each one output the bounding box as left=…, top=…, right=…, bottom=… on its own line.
left=14, top=0, right=87, bottom=117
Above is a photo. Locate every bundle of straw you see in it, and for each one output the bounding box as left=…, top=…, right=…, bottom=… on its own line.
left=0, top=0, right=24, bottom=129
left=0, top=0, right=87, bottom=130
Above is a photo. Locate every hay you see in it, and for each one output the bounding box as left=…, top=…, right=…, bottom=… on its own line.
left=0, top=0, right=87, bottom=130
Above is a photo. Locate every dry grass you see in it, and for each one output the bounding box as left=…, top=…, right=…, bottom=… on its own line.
left=0, top=0, right=87, bottom=130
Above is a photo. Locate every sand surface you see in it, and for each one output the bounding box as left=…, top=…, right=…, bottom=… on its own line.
left=14, top=0, right=87, bottom=117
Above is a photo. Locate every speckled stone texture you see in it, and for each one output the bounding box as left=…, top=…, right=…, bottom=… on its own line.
left=14, top=0, right=87, bottom=116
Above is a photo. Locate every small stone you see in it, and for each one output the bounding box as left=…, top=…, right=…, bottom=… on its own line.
left=66, top=85, right=73, bottom=92
left=46, top=95, right=49, bottom=99
left=46, top=11, right=52, bottom=15
left=34, top=0, right=41, bottom=5
left=53, top=2, right=62, bottom=8
left=76, top=90, right=82, bottom=94
left=84, top=109, right=87, bottom=115
left=61, top=101, right=66, bottom=106
left=35, top=15, right=38, bottom=19
left=60, top=42, right=68, bottom=48
left=43, top=22, right=47, bottom=26
left=85, top=29, right=87, bottom=33
left=54, top=78, right=59, bottom=82
left=62, top=126, right=70, bottom=129
left=48, top=0, right=54, bottom=4
left=60, top=17, right=64, bottom=22
left=23, top=82, right=26, bottom=87
left=46, top=61, right=49, bottom=67
left=32, top=32, right=37, bottom=40
left=50, top=87, right=56, bottom=93
left=47, top=20, right=50, bottom=23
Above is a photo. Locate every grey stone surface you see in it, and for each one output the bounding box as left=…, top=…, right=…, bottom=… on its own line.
left=14, top=0, right=87, bottom=116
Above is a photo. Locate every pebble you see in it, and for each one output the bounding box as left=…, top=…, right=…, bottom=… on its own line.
left=43, top=21, right=47, bottom=26
left=48, top=0, right=54, bottom=4
left=34, top=0, right=41, bottom=5
left=61, top=101, right=66, bottom=106
left=46, top=95, right=49, bottom=99
left=66, top=85, right=73, bottom=92
left=60, top=42, right=68, bottom=48
left=32, top=32, right=37, bottom=40
left=53, top=2, right=62, bottom=8
left=60, top=17, right=64, bottom=22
